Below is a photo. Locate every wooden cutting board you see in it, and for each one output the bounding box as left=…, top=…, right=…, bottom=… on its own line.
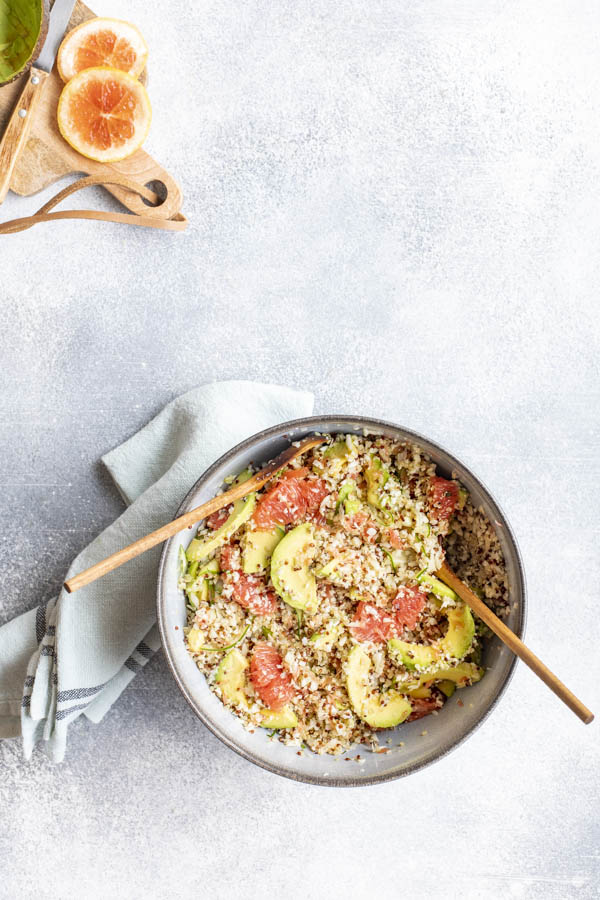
left=0, top=1, right=183, bottom=219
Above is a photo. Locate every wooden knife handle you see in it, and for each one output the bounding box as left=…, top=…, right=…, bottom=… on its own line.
left=0, top=68, right=49, bottom=205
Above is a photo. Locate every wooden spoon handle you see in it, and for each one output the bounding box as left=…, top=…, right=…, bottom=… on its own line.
left=437, top=562, right=594, bottom=724
left=64, top=436, right=323, bottom=594
left=0, top=68, right=49, bottom=204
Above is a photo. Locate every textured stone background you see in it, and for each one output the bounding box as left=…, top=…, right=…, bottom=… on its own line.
left=1, top=1, right=599, bottom=897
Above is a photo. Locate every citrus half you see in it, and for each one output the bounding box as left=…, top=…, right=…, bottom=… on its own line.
left=57, top=66, right=151, bottom=163
left=57, top=17, right=148, bottom=82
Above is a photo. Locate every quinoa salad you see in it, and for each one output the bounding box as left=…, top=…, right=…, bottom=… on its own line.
left=179, top=434, right=509, bottom=756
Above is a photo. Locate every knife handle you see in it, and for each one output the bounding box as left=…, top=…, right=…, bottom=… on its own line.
left=0, top=67, right=49, bottom=205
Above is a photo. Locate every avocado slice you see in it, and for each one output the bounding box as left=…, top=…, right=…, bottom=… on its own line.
left=187, top=626, right=207, bottom=654
left=344, top=495, right=362, bottom=516
left=334, top=481, right=353, bottom=514
left=260, top=706, right=298, bottom=729
left=187, top=480, right=256, bottom=563
left=417, top=573, right=459, bottom=602
left=313, top=439, right=351, bottom=474
left=310, top=618, right=343, bottom=650
left=215, top=648, right=249, bottom=707
left=187, top=582, right=208, bottom=609
left=388, top=604, right=475, bottom=670
left=188, top=558, right=220, bottom=589
left=364, top=456, right=389, bottom=510
left=397, top=661, right=484, bottom=695
left=388, top=640, right=438, bottom=670
left=242, top=526, right=285, bottom=574
left=331, top=481, right=362, bottom=519
left=323, top=441, right=350, bottom=460
left=440, top=604, right=475, bottom=658
left=405, top=685, right=432, bottom=699
left=346, top=645, right=412, bottom=728
left=438, top=680, right=456, bottom=698
left=316, top=551, right=353, bottom=585
left=270, top=523, right=318, bottom=613
left=199, top=558, right=220, bottom=576
left=186, top=557, right=220, bottom=607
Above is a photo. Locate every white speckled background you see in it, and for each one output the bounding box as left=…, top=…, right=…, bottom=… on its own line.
left=1, top=0, right=599, bottom=897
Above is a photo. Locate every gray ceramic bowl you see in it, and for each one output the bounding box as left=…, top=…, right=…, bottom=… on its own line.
left=157, top=416, right=526, bottom=786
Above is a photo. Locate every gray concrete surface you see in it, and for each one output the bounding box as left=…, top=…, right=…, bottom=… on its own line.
left=1, top=1, right=599, bottom=897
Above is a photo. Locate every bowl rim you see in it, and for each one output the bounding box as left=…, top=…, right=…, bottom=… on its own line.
left=157, top=415, right=527, bottom=787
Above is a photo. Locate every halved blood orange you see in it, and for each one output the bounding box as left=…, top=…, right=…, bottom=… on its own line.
left=57, top=17, right=148, bottom=82
left=57, top=67, right=151, bottom=163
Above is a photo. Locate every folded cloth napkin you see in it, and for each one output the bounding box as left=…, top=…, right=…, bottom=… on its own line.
left=0, top=381, right=314, bottom=761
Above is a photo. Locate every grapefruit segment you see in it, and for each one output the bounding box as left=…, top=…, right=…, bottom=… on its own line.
left=57, top=67, right=151, bottom=163
left=249, top=642, right=295, bottom=710
left=57, top=17, right=148, bottom=82
left=253, top=468, right=329, bottom=529
left=428, top=476, right=459, bottom=527
left=392, top=586, right=427, bottom=630
left=206, top=506, right=231, bottom=531
left=350, top=585, right=427, bottom=643
left=229, top=574, right=278, bottom=616
left=350, top=601, right=397, bottom=643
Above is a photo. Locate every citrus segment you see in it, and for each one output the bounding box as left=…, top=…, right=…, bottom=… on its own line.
left=57, top=17, right=148, bottom=82
left=350, top=586, right=427, bottom=643
left=206, top=506, right=231, bottom=530
left=253, top=468, right=329, bottom=529
left=350, top=602, right=397, bottom=643
left=249, top=642, right=295, bottom=710
left=229, top=574, right=279, bottom=616
left=57, top=67, right=151, bottom=163
left=428, top=476, right=459, bottom=528
left=392, top=586, right=427, bottom=630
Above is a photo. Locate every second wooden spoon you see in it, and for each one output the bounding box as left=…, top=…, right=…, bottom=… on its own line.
left=437, top=561, right=594, bottom=724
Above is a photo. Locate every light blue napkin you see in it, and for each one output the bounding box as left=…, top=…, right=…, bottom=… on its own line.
left=0, top=381, right=314, bottom=762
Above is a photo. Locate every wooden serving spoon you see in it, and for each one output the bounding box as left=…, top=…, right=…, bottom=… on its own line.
left=64, top=435, right=324, bottom=594
left=437, top=562, right=594, bottom=724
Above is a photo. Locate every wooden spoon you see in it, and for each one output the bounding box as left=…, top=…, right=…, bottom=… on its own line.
left=437, top=561, right=594, bottom=724
left=64, top=435, right=324, bottom=594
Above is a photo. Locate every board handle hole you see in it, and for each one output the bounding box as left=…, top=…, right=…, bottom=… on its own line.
left=142, top=179, right=168, bottom=207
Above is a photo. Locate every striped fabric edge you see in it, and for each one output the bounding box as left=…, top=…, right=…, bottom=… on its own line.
left=53, top=636, right=159, bottom=719
left=21, top=598, right=58, bottom=713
